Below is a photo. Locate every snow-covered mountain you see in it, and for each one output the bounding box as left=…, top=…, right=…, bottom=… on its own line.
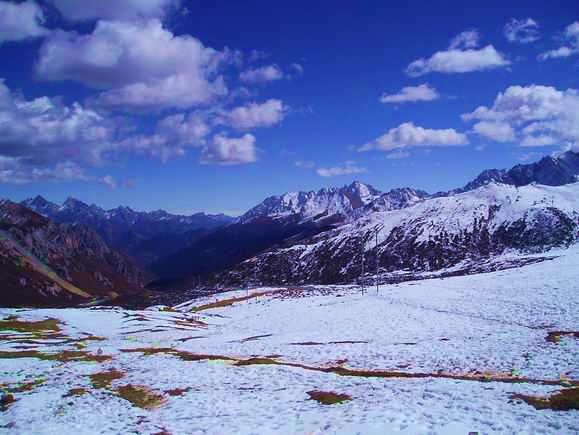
left=445, top=150, right=579, bottom=195
left=237, top=181, right=429, bottom=224
left=21, top=196, right=234, bottom=265
left=215, top=182, right=579, bottom=286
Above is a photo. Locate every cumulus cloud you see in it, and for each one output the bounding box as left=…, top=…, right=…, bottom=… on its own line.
left=239, top=64, right=284, bottom=83
left=504, top=18, right=540, bottom=43
left=360, top=122, right=468, bottom=151
left=118, top=111, right=210, bottom=162
left=539, top=21, right=579, bottom=61
left=220, top=99, right=286, bottom=130
left=316, top=161, right=368, bottom=178
left=472, top=121, right=516, bottom=142
left=379, top=83, right=439, bottom=103
left=0, top=0, right=48, bottom=44
left=463, top=85, right=579, bottom=148
left=36, top=20, right=230, bottom=111
left=48, top=0, right=180, bottom=21
left=0, top=79, right=115, bottom=168
left=200, top=133, right=257, bottom=165
left=406, top=30, right=510, bottom=76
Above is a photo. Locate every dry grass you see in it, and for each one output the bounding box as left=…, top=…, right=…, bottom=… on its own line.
left=116, top=385, right=166, bottom=409
left=0, top=317, right=60, bottom=334
left=189, top=290, right=280, bottom=313
left=63, top=388, right=88, bottom=398
left=511, top=388, right=579, bottom=411
left=307, top=390, right=352, bottom=405
left=89, top=369, right=125, bottom=389
left=165, top=387, right=190, bottom=397
left=546, top=331, right=579, bottom=344
left=0, top=350, right=111, bottom=363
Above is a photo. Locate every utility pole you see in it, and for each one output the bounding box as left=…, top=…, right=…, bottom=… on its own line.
left=375, top=230, right=379, bottom=293
left=360, top=239, right=365, bottom=294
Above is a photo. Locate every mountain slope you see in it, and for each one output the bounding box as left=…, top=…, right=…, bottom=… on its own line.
left=148, top=182, right=430, bottom=286
left=21, top=196, right=234, bottom=265
left=0, top=201, right=145, bottom=307
left=214, top=182, right=579, bottom=286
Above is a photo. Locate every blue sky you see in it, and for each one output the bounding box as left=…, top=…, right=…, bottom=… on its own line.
left=0, top=0, right=577, bottom=215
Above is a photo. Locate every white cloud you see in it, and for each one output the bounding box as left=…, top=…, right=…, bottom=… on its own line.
left=36, top=20, right=231, bottom=111
left=221, top=99, right=286, bottom=130
left=200, top=133, right=257, bottom=165
left=472, top=121, right=516, bottom=142
left=407, top=46, right=510, bottom=76
left=239, top=64, right=284, bottom=83
left=449, top=30, right=481, bottom=50
left=406, top=31, right=510, bottom=76
left=0, top=79, right=115, bottom=169
left=0, top=160, right=92, bottom=185
left=463, top=85, right=579, bottom=148
left=379, top=83, right=439, bottom=103
left=0, top=0, right=48, bottom=44
left=48, top=0, right=180, bottom=21
left=360, top=122, right=468, bottom=151
left=316, top=161, right=368, bottom=178
left=118, top=111, right=210, bottom=162
left=504, top=18, right=540, bottom=43
left=99, top=175, right=135, bottom=190
left=294, top=160, right=315, bottom=169
left=289, top=62, right=304, bottom=76
left=385, top=150, right=410, bottom=159
left=539, top=21, right=579, bottom=60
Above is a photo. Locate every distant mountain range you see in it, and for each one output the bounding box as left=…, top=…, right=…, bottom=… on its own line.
left=2, top=149, right=579, bottom=305
left=21, top=196, right=234, bottom=265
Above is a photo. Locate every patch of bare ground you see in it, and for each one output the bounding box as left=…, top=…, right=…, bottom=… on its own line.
left=165, top=387, right=190, bottom=397
left=289, top=340, right=368, bottom=346
left=63, top=388, right=88, bottom=398
left=510, top=388, right=579, bottom=411
left=546, top=331, right=579, bottom=343
left=116, top=385, right=166, bottom=409
left=89, top=369, right=126, bottom=389
left=0, top=316, right=61, bottom=333
left=0, top=350, right=111, bottom=363
left=189, top=287, right=307, bottom=313
left=233, top=334, right=274, bottom=343
left=119, top=348, right=579, bottom=387
left=307, top=390, right=352, bottom=405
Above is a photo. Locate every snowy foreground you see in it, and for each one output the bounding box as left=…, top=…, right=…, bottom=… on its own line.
left=1, top=249, right=579, bottom=434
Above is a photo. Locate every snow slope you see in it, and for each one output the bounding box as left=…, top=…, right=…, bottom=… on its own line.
left=1, top=246, right=578, bottom=434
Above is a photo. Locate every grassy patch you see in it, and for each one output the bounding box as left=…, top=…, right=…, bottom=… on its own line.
left=189, top=290, right=275, bottom=313
left=546, top=331, right=579, bottom=344
left=89, top=369, right=125, bottom=389
left=307, top=390, right=352, bottom=405
left=234, top=358, right=279, bottom=366
left=511, top=388, right=579, bottom=411
left=116, top=385, right=165, bottom=409
left=0, top=350, right=111, bottom=363
left=121, top=347, right=236, bottom=362
left=0, top=318, right=60, bottom=334
left=165, top=387, right=190, bottom=396
left=0, top=393, right=16, bottom=411
left=63, top=388, right=88, bottom=398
